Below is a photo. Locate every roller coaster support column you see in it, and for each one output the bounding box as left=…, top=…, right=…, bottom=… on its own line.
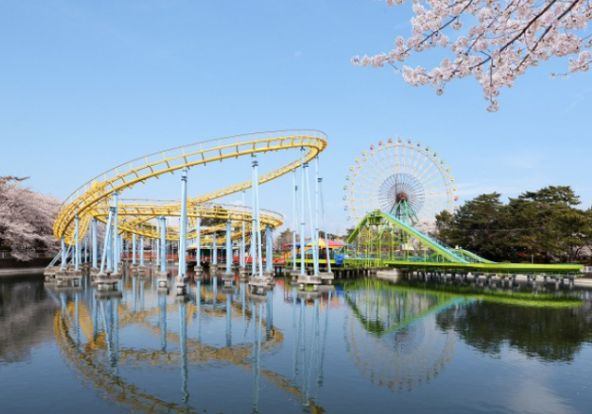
left=73, top=215, right=81, bottom=274
left=212, top=233, right=218, bottom=271
left=298, top=160, right=321, bottom=290
left=112, top=192, right=121, bottom=278
left=299, top=150, right=306, bottom=278
left=318, top=172, right=333, bottom=285
left=95, top=199, right=119, bottom=291
left=291, top=170, right=298, bottom=275
left=224, top=220, right=233, bottom=281
left=239, top=191, right=247, bottom=275
left=139, top=236, right=145, bottom=269
left=83, top=233, right=87, bottom=265
left=60, top=238, right=67, bottom=271
left=249, top=155, right=267, bottom=294
left=194, top=217, right=202, bottom=274
left=314, top=157, right=321, bottom=275
left=254, top=157, right=264, bottom=281
left=91, top=218, right=98, bottom=272
left=176, top=168, right=189, bottom=295
left=157, top=216, right=168, bottom=288
left=155, top=230, right=160, bottom=268
left=98, top=203, right=114, bottom=276
left=131, top=233, right=137, bottom=269
left=264, top=225, right=273, bottom=279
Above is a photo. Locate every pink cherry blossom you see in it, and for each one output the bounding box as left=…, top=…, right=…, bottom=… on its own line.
left=353, top=0, right=592, bottom=111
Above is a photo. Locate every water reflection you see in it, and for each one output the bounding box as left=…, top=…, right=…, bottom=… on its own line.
left=0, top=277, right=57, bottom=362
left=436, top=300, right=592, bottom=362
left=2, top=274, right=592, bottom=413
left=343, top=279, right=458, bottom=392
left=49, top=274, right=333, bottom=413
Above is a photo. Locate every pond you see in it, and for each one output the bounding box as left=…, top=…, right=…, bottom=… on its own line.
left=1, top=274, right=591, bottom=413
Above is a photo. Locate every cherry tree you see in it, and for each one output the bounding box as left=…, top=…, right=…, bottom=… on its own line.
left=353, top=0, right=592, bottom=111
left=0, top=177, right=60, bottom=261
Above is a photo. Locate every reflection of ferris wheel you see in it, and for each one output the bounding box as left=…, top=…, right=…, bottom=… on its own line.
left=344, top=138, right=457, bottom=224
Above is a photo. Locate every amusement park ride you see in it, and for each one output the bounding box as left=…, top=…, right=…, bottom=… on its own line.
left=44, top=132, right=583, bottom=296
left=342, top=138, right=582, bottom=285
left=43, top=130, right=334, bottom=294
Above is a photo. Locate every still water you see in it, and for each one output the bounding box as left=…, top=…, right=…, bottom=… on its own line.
left=1, top=274, right=591, bottom=414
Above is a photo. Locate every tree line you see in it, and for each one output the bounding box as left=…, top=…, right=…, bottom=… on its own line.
left=0, top=177, right=60, bottom=261
left=435, top=186, right=592, bottom=264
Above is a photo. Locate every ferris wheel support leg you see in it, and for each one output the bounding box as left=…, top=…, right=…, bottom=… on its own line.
left=176, top=168, right=189, bottom=295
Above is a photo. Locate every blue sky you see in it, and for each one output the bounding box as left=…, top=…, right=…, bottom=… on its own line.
left=1, top=0, right=590, bottom=233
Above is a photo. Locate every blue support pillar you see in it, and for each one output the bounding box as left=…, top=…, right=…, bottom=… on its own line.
left=159, top=217, right=167, bottom=275
left=139, top=236, right=145, bottom=267
left=195, top=217, right=202, bottom=272
left=132, top=233, right=137, bottom=266
left=314, top=157, right=321, bottom=275
left=292, top=170, right=298, bottom=272
left=74, top=215, right=80, bottom=272
left=60, top=238, right=67, bottom=271
left=225, top=220, right=232, bottom=275
left=240, top=191, right=246, bottom=269
left=250, top=156, right=263, bottom=280
left=304, top=161, right=319, bottom=276
left=178, top=168, right=188, bottom=284
left=319, top=175, right=333, bottom=275
left=99, top=206, right=114, bottom=276
left=265, top=225, right=273, bottom=275
left=91, top=218, right=98, bottom=269
left=212, top=233, right=218, bottom=266
left=112, top=192, right=120, bottom=275
left=299, top=155, right=306, bottom=276
left=83, top=233, right=87, bottom=265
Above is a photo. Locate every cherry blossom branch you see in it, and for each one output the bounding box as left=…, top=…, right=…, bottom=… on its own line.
left=354, top=0, right=592, bottom=110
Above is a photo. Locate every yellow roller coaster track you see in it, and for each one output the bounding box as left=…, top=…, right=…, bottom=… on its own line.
left=54, top=130, right=328, bottom=245
left=92, top=200, right=284, bottom=242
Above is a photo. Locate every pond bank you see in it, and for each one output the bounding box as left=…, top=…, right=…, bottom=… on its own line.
left=0, top=268, right=45, bottom=277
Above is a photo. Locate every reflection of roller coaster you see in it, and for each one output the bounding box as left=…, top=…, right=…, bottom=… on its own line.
left=52, top=278, right=327, bottom=413
left=344, top=279, right=458, bottom=392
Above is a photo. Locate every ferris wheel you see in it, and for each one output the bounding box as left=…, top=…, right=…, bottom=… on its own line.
left=344, top=138, right=457, bottom=225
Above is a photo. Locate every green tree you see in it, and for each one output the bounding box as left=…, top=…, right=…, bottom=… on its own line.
left=436, top=186, right=592, bottom=263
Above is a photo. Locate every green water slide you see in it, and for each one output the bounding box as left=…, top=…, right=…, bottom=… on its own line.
left=346, top=210, right=584, bottom=275
left=347, top=210, right=469, bottom=263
